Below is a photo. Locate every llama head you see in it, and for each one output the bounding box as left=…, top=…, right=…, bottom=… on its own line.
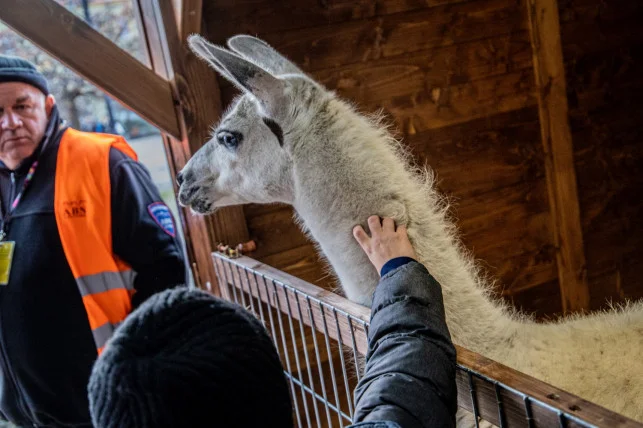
left=177, top=34, right=332, bottom=214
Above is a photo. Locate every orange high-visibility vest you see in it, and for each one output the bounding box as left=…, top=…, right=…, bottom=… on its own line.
left=54, top=128, right=138, bottom=354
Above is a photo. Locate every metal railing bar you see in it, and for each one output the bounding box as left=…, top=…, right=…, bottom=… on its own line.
left=240, top=266, right=257, bottom=315
left=461, top=368, right=595, bottom=428
left=269, top=278, right=303, bottom=428
left=494, top=382, right=507, bottom=428
left=284, top=372, right=352, bottom=423
left=216, top=259, right=231, bottom=299
left=259, top=274, right=281, bottom=360
left=319, top=304, right=344, bottom=426
left=467, top=371, right=481, bottom=428
left=247, top=269, right=267, bottom=329
left=305, top=296, right=334, bottom=427
left=234, top=264, right=248, bottom=309
left=524, top=396, right=535, bottom=428
left=332, top=307, right=355, bottom=419
left=283, top=287, right=313, bottom=427
left=223, top=261, right=240, bottom=304
left=294, top=286, right=323, bottom=427
left=347, top=317, right=362, bottom=382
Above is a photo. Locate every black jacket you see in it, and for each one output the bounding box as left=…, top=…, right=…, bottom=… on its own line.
left=349, top=260, right=458, bottom=428
left=0, top=109, right=186, bottom=427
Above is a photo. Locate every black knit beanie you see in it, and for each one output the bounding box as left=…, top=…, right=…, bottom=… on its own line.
left=0, top=55, right=49, bottom=95
left=88, top=287, right=293, bottom=428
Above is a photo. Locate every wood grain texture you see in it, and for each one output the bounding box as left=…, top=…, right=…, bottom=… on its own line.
left=313, top=31, right=534, bottom=103
left=456, top=345, right=643, bottom=427
left=559, top=0, right=643, bottom=310
left=259, top=244, right=332, bottom=289
left=179, top=0, right=202, bottom=40
left=204, top=0, right=470, bottom=36
left=0, top=0, right=182, bottom=139
left=208, top=0, right=527, bottom=73
left=527, top=0, right=590, bottom=312
left=220, top=32, right=537, bottom=132
left=380, top=68, right=536, bottom=134
left=455, top=178, right=557, bottom=297
left=405, top=108, right=558, bottom=298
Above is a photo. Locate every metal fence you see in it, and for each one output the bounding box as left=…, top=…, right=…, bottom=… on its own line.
left=212, top=252, right=641, bottom=428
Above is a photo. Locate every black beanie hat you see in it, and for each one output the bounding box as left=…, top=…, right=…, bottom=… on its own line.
left=88, top=287, right=293, bottom=428
left=0, top=55, right=49, bottom=95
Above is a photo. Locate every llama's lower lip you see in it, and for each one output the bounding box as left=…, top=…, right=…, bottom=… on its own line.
left=178, top=185, right=199, bottom=206
left=191, top=199, right=213, bottom=214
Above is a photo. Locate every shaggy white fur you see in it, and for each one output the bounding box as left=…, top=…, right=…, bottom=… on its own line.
left=178, top=34, right=643, bottom=422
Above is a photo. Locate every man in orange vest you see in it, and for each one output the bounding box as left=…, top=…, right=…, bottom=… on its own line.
left=0, top=55, right=186, bottom=427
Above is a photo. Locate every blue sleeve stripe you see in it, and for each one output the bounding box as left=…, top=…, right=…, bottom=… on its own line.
left=380, top=257, right=417, bottom=277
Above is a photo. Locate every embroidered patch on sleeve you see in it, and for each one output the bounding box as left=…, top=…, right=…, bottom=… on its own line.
left=147, top=202, right=176, bottom=237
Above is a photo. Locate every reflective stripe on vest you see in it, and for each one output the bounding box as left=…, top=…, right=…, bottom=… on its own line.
left=54, top=128, right=139, bottom=354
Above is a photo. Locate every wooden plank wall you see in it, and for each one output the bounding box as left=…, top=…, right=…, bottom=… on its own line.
left=558, top=0, right=643, bottom=309
left=203, top=0, right=642, bottom=317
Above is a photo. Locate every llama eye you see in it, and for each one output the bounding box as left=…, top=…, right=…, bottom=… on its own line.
left=216, top=131, right=242, bottom=149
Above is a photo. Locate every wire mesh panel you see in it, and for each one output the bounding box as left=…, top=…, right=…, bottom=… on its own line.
left=212, top=253, right=642, bottom=428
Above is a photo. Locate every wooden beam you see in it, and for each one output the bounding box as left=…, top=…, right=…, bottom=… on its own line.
left=153, top=0, right=250, bottom=245
left=0, top=0, right=181, bottom=139
left=135, top=0, right=249, bottom=290
left=172, top=0, right=182, bottom=36
left=179, top=0, right=202, bottom=41
left=526, top=0, right=590, bottom=312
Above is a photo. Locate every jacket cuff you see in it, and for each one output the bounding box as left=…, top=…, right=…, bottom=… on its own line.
left=380, top=257, right=417, bottom=277
left=372, top=261, right=446, bottom=320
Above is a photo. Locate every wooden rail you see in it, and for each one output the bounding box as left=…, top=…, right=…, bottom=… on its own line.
left=456, top=347, right=639, bottom=427
left=214, top=253, right=642, bottom=428
left=132, top=0, right=249, bottom=289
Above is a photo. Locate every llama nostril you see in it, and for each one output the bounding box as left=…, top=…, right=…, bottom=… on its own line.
left=176, top=171, right=184, bottom=186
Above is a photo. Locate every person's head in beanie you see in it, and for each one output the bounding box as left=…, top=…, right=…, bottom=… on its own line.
left=0, top=55, right=55, bottom=169
left=88, top=287, right=293, bottom=428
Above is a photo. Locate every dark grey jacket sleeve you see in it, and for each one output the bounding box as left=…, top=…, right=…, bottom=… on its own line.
left=351, top=261, right=457, bottom=428
left=109, top=147, right=187, bottom=308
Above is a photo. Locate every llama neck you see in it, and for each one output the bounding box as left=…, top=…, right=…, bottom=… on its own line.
left=290, top=100, right=523, bottom=356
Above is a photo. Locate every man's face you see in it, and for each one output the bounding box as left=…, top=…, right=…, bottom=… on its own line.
left=0, top=82, right=55, bottom=169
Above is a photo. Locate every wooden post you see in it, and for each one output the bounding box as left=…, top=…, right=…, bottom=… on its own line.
left=135, top=0, right=250, bottom=291
left=526, top=0, right=589, bottom=312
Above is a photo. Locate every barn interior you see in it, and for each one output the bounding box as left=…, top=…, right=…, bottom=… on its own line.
left=1, top=0, right=642, bottom=426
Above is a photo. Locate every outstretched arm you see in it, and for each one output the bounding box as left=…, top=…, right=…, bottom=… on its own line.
left=351, top=216, right=457, bottom=428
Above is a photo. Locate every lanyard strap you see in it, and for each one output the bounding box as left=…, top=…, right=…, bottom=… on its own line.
left=10, top=160, right=39, bottom=211
left=0, top=160, right=39, bottom=240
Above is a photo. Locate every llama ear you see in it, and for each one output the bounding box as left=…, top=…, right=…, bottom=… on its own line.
left=227, top=35, right=304, bottom=76
left=188, top=34, right=286, bottom=112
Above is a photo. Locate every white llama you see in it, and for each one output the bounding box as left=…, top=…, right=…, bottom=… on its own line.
left=177, top=34, right=643, bottom=423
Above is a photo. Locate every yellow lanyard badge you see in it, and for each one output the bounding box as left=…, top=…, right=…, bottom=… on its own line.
left=0, top=241, right=15, bottom=286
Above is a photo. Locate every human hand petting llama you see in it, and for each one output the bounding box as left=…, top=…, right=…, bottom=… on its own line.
left=353, top=216, right=417, bottom=275
left=177, top=34, right=643, bottom=423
